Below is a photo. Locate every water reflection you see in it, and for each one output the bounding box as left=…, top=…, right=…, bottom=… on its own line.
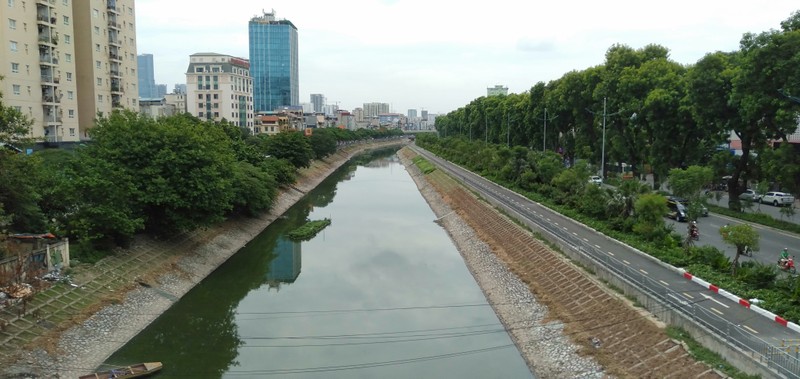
left=107, top=148, right=532, bottom=379
left=266, top=237, right=301, bottom=288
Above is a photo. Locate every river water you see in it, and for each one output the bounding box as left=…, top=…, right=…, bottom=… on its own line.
left=106, top=149, right=533, bottom=378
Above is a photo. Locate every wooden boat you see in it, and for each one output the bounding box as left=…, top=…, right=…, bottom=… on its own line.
left=78, top=362, right=163, bottom=379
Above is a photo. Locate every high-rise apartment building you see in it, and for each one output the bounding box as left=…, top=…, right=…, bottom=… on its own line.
left=310, top=93, right=325, bottom=113
left=1, top=0, right=81, bottom=143
left=186, top=52, right=254, bottom=132
left=408, top=109, right=417, bottom=119
left=363, top=102, right=390, bottom=117
left=248, top=10, right=298, bottom=112
left=73, top=0, right=138, bottom=139
left=137, top=53, right=156, bottom=98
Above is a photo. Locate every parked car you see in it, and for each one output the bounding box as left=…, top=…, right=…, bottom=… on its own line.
left=667, top=196, right=709, bottom=217
left=666, top=199, right=687, bottom=222
left=760, top=191, right=795, bottom=207
left=588, top=176, right=602, bottom=185
left=738, top=189, right=761, bottom=202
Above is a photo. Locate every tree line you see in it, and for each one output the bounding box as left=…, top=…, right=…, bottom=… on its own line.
left=435, top=11, right=800, bottom=209
left=0, top=104, right=403, bottom=260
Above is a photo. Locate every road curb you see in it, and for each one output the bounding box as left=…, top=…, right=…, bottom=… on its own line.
left=678, top=268, right=800, bottom=333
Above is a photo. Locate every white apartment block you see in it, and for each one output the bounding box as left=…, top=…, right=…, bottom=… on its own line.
left=164, top=92, right=186, bottom=114
left=186, top=53, right=254, bottom=132
left=1, top=0, right=80, bottom=143
left=1, top=0, right=138, bottom=143
left=362, top=102, right=389, bottom=117
left=73, top=0, right=137, bottom=140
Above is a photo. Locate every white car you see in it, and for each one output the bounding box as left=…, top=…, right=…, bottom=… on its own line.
left=588, top=176, right=602, bottom=185
left=760, top=191, right=795, bottom=207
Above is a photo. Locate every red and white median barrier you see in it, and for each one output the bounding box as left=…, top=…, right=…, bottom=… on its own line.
left=678, top=268, right=800, bottom=333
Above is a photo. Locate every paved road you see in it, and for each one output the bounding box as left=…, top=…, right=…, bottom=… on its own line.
left=412, top=146, right=800, bottom=378
left=707, top=192, right=799, bottom=225
left=667, top=214, right=800, bottom=270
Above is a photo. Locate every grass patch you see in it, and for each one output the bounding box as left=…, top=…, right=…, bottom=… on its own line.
left=666, top=326, right=760, bottom=379
left=411, top=156, right=437, bottom=174
left=707, top=204, right=800, bottom=234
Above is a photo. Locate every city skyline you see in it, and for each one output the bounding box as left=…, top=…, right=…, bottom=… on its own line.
left=135, top=0, right=799, bottom=115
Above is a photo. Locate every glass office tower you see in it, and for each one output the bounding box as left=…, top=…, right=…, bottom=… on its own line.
left=137, top=54, right=157, bottom=98
left=248, top=11, right=299, bottom=112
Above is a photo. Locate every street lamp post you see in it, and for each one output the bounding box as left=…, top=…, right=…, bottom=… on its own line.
left=537, top=107, right=558, bottom=152
left=586, top=97, right=622, bottom=181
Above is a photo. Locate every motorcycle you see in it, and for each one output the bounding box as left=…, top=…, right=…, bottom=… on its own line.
left=690, top=228, right=699, bottom=241
left=778, top=257, right=797, bottom=274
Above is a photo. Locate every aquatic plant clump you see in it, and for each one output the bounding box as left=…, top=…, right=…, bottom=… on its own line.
left=287, top=219, right=332, bottom=241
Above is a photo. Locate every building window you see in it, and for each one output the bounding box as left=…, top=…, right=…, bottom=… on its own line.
left=213, top=94, right=218, bottom=99
left=11, top=62, right=18, bottom=73
left=96, top=78, right=102, bottom=86
left=195, top=67, right=203, bottom=73
left=10, top=41, right=17, bottom=52
left=12, top=84, right=20, bottom=95
left=67, top=90, right=73, bottom=99
left=65, top=53, right=71, bottom=62
left=198, top=112, right=203, bottom=117
left=66, top=72, right=72, bottom=81
left=214, top=112, right=219, bottom=118
left=64, top=35, right=70, bottom=44
left=63, top=0, right=68, bottom=4
left=97, top=95, right=102, bottom=103
left=69, top=127, right=75, bottom=136
left=96, top=60, right=101, bottom=68
left=68, top=110, right=74, bottom=118
left=9, top=19, right=16, bottom=30
left=213, top=103, right=219, bottom=109
left=197, top=94, right=202, bottom=99
left=95, top=43, right=100, bottom=51
left=94, top=26, right=99, bottom=34
left=92, top=8, right=98, bottom=18
left=63, top=16, right=69, bottom=25
left=8, top=0, right=14, bottom=7
left=198, top=103, right=203, bottom=108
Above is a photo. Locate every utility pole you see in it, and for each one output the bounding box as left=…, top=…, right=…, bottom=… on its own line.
left=507, top=113, right=510, bottom=147
left=586, top=97, right=622, bottom=181
left=537, top=107, right=558, bottom=152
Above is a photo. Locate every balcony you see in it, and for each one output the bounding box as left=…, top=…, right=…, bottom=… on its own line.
left=109, top=70, right=122, bottom=79
left=108, top=38, right=121, bottom=47
left=42, top=95, right=60, bottom=104
left=108, top=21, right=120, bottom=30
left=111, top=85, right=123, bottom=95
left=109, top=52, right=122, bottom=62
left=36, top=15, right=56, bottom=25
left=40, top=75, right=59, bottom=84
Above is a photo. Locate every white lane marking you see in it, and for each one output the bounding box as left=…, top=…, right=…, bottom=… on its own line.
left=583, top=238, right=589, bottom=242
left=742, top=325, right=759, bottom=334
left=563, top=227, right=569, bottom=231
left=659, top=280, right=670, bottom=286
left=573, top=232, right=578, bottom=236
left=701, top=293, right=730, bottom=309
left=623, top=260, right=630, bottom=265
left=607, top=252, right=615, bottom=256
left=711, top=307, right=724, bottom=315
left=683, top=292, right=694, bottom=299
left=554, top=222, right=559, bottom=226
left=595, top=244, right=602, bottom=249
left=639, top=269, right=649, bottom=275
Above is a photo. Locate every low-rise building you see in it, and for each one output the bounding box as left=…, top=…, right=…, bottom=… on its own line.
left=186, top=52, right=254, bottom=132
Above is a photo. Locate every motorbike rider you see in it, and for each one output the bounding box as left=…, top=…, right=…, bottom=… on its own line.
left=779, top=248, right=790, bottom=267
left=688, top=221, right=699, bottom=239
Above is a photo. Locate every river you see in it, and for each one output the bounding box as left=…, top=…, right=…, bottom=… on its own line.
left=106, top=149, right=533, bottom=378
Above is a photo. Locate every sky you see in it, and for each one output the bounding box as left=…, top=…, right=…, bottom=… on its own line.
left=135, top=0, right=799, bottom=115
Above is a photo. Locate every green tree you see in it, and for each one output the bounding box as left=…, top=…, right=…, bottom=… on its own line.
left=308, top=128, right=338, bottom=159
left=0, top=152, right=46, bottom=232
left=260, top=131, right=314, bottom=168
left=632, top=194, right=669, bottom=240
left=88, top=111, right=237, bottom=234
left=719, top=223, right=759, bottom=275
left=668, top=166, right=713, bottom=220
